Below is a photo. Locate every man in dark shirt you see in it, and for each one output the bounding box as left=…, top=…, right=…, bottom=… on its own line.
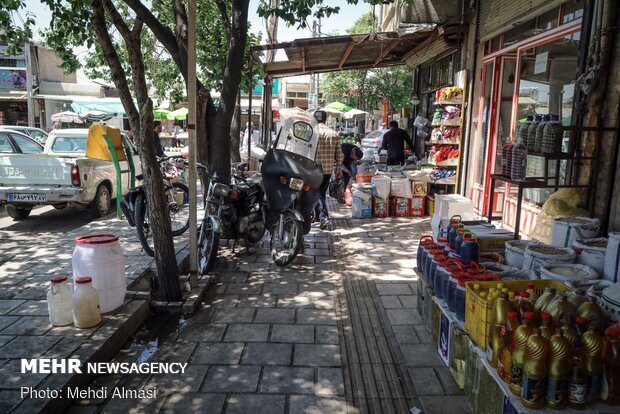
left=341, top=143, right=363, bottom=189
left=381, top=120, right=414, bottom=165
left=153, top=121, right=164, bottom=157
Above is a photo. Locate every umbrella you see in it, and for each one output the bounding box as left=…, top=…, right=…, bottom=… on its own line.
left=51, top=111, right=83, bottom=124
left=322, top=107, right=344, bottom=117
left=79, top=110, right=115, bottom=122
left=343, top=108, right=368, bottom=119
left=154, top=109, right=170, bottom=120
left=325, top=101, right=353, bottom=112
left=166, top=107, right=188, bottom=120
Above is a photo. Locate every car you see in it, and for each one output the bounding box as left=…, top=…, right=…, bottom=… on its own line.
left=0, top=130, right=44, bottom=154
left=0, top=126, right=48, bottom=145
left=360, top=129, right=389, bottom=152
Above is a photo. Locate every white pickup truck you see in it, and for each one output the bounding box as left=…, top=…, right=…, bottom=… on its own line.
left=0, top=128, right=141, bottom=220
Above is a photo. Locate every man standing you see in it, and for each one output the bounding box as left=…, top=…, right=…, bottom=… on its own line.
left=314, top=110, right=342, bottom=229
left=153, top=121, right=164, bottom=157
left=341, top=143, right=363, bottom=189
left=381, top=120, right=414, bottom=165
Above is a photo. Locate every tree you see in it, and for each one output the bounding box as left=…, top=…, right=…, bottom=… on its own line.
left=0, top=1, right=34, bottom=55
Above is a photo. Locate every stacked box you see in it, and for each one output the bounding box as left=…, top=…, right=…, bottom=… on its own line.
left=412, top=181, right=427, bottom=196
left=392, top=197, right=411, bottom=217
left=411, top=196, right=426, bottom=216
left=372, top=196, right=389, bottom=217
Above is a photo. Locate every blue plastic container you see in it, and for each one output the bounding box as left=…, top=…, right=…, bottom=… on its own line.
left=460, top=234, right=480, bottom=266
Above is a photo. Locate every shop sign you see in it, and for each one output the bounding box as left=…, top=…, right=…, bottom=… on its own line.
left=0, top=69, right=27, bottom=89
left=534, top=52, right=549, bottom=75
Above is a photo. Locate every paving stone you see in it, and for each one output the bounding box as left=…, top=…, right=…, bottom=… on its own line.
left=178, top=324, right=227, bottom=342
left=0, top=300, right=25, bottom=315
left=0, top=315, right=51, bottom=335
left=392, top=325, right=421, bottom=345
left=408, top=368, right=444, bottom=395
left=241, top=342, right=292, bottom=365
left=94, top=396, right=166, bottom=413
left=216, top=272, right=249, bottom=283
left=0, top=335, right=14, bottom=349
left=210, top=295, right=240, bottom=307
left=211, top=308, right=255, bottom=323
left=270, top=324, right=314, bottom=343
left=146, top=364, right=208, bottom=392
left=289, top=395, right=347, bottom=414
left=202, top=366, right=261, bottom=393
left=262, top=282, right=298, bottom=295
left=316, top=367, right=345, bottom=396
left=294, top=344, right=341, bottom=367
left=7, top=300, right=48, bottom=316
left=191, top=342, right=244, bottom=364
left=400, top=344, right=445, bottom=367
left=254, top=308, right=295, bottom=324
left=436, top=366, right=463, bottom=395
left=161, top=392, right=226, bottom=414
left=259, top=366, right=314, bottom=394
left=0, top=334, right=61, bottom=358
left=412, top=325, right=433, bottom=344
left=380, top=296, right=403, bottom=309
left=226, top=393, right=286, bottom=414
left=386, top=309, right=423, bottom=325
left=0, top=390, right=21, bottom=413
left=315, top=325, right=339, bottom=344
left=236, top=294, right=276, bottom=308
left=375, top=283, right=413, bottom=295
left=277, top=294, right=313, bottom=308
left=297, top=309, right=337, bottom=325
left=0, top=316, right=20, bottom=332
left=224, top=324, right=270, bottom=342
left=399, top=295, right=417, bottom=308
left=224, top=283, right=263, bottom=295
left=419, top=395, right=472, bottom=414
left=0, top=359, right=45, bottom=389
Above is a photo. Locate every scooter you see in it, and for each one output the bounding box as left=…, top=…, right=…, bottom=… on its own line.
left=261, top=111, right=324, bottom=266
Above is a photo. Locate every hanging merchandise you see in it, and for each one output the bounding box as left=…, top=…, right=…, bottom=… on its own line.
left=510, top=135, right=528, bottom=181
left=527, top=115, right=542, bottom=152
left=546, top=328, right=573, bottom=409
left=534, top=114, right=550, bottom=153
left=520, top=115, right=534, bottom=149
left=542, top=114, right=563, bottom=153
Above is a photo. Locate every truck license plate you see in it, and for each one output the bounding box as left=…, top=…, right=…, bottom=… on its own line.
left=8, top=193, right=47, bottom=202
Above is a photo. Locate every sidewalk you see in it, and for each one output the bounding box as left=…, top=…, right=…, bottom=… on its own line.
left=0, top=211, right=190, bottom=413
left=72, top=202, right=471, bottom=414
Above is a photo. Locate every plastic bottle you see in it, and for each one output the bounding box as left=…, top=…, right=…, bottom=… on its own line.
left=510, top=311, right=534, bottom=396
left=576, top=297, right=605, bottom=331
left=534, top=287, right=557, bottom=313
left=534, top=114, right=550, bottom=152
left=502, top=140, right=513, bottom=176
left=602, top=327, right=620, bottom=405
left=547, top=294, right=576, bottom=325
left=72, top=276, right=101, bottom=329
left=540, top=312, right=554, bottom=341
left=517, top=291, right=535, bottom=320
left=546, top=329, right=573, bottom=409
left=582, top=322, right=603, bottom=403
left=510, top=134, right=528, bottom=181
left=449, top=223, right=464, bottom=251
left=525, top=283, right=538, bottom=304
left=527, top=114, right=542, bottom=152
left=569, top=354, right=588, bottom=408
left=508, top=291, right=518, bottom=313
left=488, top=293, right=511, bottom=368
left=521, top=328, right=549, bottom=408
left=498, top=311, right=520, bottom=382
left=47, top=276, right=73, bottom=327
left=460, top=233, right=479, bottom=265
left=562, top=322, right=580, bottom=350
left=520, top=115, right=534, bottom=149
left=542, top=114, right=563, bottom=153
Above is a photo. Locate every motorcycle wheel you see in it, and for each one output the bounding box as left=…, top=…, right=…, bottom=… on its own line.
left=134, top=192, right=155, bottom=257
left=270, top=211, right=303, bottom=267
left=198, top=218, right=220, bottom=275
left=168, top=182, right=190, bottom=236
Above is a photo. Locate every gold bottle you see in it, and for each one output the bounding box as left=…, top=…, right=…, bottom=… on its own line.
left=521, top=328, right=549, bottom=408
left=509, top=312, right=534, bottom=396
left=576, top=297, right=604, bottom=330
left=546, top=294, right=576, bottom=323
left=487, top=293, right=510, bottom=367
left=546, top=329, right=573, bottom=409
left=567, top=290, right=588, bottom=309
left=517, top=291, right=535, bottom=320
left=540, top=313, right=554, bottom=341
left=582, top=323, right=603, bottom=403
left=561, top=323, right=579, bottom=349
left=534, top=287, right=557, bottom=313
left=497, top=311, right=520, bottom=383
left=568, top=355, right=588, bottom=409
left=508, top=291, right=518, bottom=313
left=526, top=282, right=538, bottom=305
left=602, top=327, right=620, bottom=405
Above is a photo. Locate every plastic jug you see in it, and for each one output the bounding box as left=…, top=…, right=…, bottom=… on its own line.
left=582, top=323, right=603, bottom=403
left=521, top=329, right=549, bottom=409
left=47, top=276, right=73, bottom=327
left=72, top=277, right=101, bottom=329
left=460, top=233, right=479, bottom=265
left=546, top=329, right=573, bottom=409
left=510, top=312, right=534, bottom=396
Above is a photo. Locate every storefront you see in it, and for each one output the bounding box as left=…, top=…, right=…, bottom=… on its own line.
left=465, top=2, right=586, bottom=237
left=0, top=69, right=29, bottom=126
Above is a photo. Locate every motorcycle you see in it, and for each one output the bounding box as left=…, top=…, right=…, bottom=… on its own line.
left=197, top=162, right=265, bottom=274
left=260, top=111, right=324, bottom=266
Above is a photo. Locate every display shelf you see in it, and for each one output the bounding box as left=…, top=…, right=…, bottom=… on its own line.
left=426, top=141, right=460, bottom=146
left=433, top=97, right=463, bottom=105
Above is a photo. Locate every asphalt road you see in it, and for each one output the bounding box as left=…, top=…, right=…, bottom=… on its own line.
left=0, top=205, right=95, bottom=233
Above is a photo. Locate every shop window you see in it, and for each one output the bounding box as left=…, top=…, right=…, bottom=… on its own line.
left=473, top=62, right=494, bottom=187
left=503, top=19, right=537, bottom=48
left=490, top=36, right=501, bottom=53
left=536, top=7, right=560, bottom=32
left=562, top=1, right=585, bottom=24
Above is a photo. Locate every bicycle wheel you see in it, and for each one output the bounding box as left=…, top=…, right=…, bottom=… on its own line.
left=168, top=182, right=190, bottom=236
left=198, top=217, right=220, bottom=275
left=134, top=192, right=155, bottom=257
left=270, top=211, right=303, bottom=267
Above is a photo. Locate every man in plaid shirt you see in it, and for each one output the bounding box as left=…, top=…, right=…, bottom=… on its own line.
left=313, top=110, right=342, bottom=229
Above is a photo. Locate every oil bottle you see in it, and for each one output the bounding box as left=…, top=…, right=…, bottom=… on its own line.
left=517, top=291, right=535, bottom=320
left=576, top=297, right=605, bottom=331
left=540, top=312, right=554, bottom=341
left=546, top=294, right=575, bottom=323
left=521, top=328, right=549, bottom=408
left=569, top=354, right=588, bottom=408
left=510, top=311, right=534, bottom=396
left=582, top=322, right=603, bottom=403
left=546, top=329, right=573, bottom=409
left=526, top=283, right=538, bottom=304
left=602, top=327, right=620, bottom=405
left=487, top=293, right=510, bottom=367
left=535, top=287, right=556, bottom=313
left=567, top=290, right=588, bottom=310
left=508, top=291, right=518, bottom=313
left=497, top=311, right=520, bottom=383
left=561, top=322, right=580, bottom=350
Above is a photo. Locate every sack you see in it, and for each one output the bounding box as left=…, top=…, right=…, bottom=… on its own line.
left=329, top=178, right=345, bottom=200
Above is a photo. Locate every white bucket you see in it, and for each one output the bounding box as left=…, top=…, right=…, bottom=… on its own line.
left=572, top=238, right=607, bottom=277
left=604, top=233, right=620, bottom=283
left=72, top=234, right=126, bottom=313
left=352, top=190, right=372, bottom=219
left=551, top=217, right=600, bottom=248
left=505, top=240, right=538, bottom=269
left=522, top=244, right=576, bottom=276
left=540, top=264, right=599, bottom=282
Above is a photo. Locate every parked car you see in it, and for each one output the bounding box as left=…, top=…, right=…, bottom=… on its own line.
left=0, top=130, right=44, bottom=154
left=360, top=129, right=389, bottom=152
left=0, top=128, right=141, bottom=220
left=0, top=126, right=48, bottom=145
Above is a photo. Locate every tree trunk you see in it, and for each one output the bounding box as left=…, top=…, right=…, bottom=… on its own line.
left=230, top=97, right=242, bottom=163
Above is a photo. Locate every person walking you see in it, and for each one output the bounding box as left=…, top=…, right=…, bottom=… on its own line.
left=153, top=121, right=164, bottom=157
left=314, top=110, right=342, bottom=229
left=341, top=143, right=363, bottom=189
left=381, top=120, right=414, bottom=165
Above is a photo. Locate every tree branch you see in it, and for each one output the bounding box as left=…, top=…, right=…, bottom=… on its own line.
left=214, top=0, right=232, bottom=38
left=102, top=0, right=131, bottom=40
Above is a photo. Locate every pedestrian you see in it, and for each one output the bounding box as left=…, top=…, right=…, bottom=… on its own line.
left=153, top=121, right=164, bottom=157
left=314, top=110, right=342, bottom=229
left=340, top=143, right=363, bottom=189
left=380, top=120, right=414, bottom=165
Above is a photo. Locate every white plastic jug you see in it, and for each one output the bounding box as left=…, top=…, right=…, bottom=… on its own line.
left=47, top=276, right=73, bottom=327
left=73, top=234, right=126, bottom=313
left=72, top=277, right=101, bottom=328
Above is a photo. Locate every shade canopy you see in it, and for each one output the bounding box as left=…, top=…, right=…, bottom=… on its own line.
left=51, top=111, right=83, bottom=124
left=343, top=108, right=368, bottom=119
left=325, top=101, right=353, bottom=112
left=71, top=100, right=124, bottom=115
left=166, top=107, right=189, bottom=120
left=154, top=109, right=171, bottom=120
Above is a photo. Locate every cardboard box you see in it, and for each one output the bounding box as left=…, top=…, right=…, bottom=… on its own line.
left=392, top=197, right=411, bottom=217
left=412, top=181, right=427, bottom=196
left=434, top=194, right=474, bottom=220
left=411, top=196, right=426, bottom=216
left=372, top=196, right=389, bottom=218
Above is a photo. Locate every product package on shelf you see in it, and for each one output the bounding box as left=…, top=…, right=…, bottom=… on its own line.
left=373, top=196, right=389, bottom=218
left=392, top=197, right=411, bottom=217
left=464, top=334, right=506, bottom=414
left=411, top=195, right=426, bottom=216
left=438, top=304, right=453, bottom=367
left=450, top=323, right=469, bottom=390
left=412, top=181, right=427, bottom=196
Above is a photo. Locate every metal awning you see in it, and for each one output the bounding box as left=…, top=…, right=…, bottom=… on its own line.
left=251, top=26, right=466, bottom=77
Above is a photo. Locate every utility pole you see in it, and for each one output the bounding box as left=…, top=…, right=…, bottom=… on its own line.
left=310, top=19, right=321, bottom=109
